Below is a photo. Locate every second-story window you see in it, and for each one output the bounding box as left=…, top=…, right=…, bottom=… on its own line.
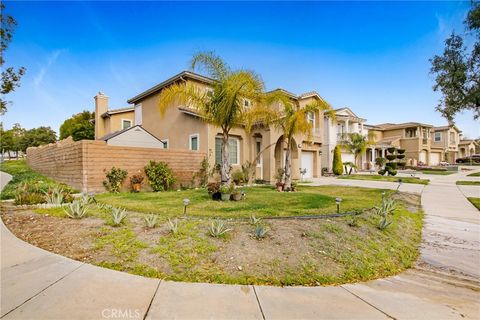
left=449, top=132, right=456, bottom=144
left=405, top=128, right=417, bottom=138
left=122, top=119, right=132, bottom=130
left=244, top=99, right=251, bottom=108
left=307, top=112, right=315, bottom=127
left=189, top=134, right=199, bottom=151
left=434, top=132, right=441, bottom=142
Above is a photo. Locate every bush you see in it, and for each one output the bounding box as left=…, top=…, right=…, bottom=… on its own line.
left=144, top=161, right=176, bottom=192
left=396, top=154, right=406, bottom=160
left=378, top=169, right=386, bottom=175
left=397, top=149, right=406, bottom=154
left=332, top=145, right=343, bottom=175
left=388, top=169, right=397, bottom=176
left=387, top=147, right=396, bottom=154
left=207, top=182, right=221, bottom=194
left=386, top=154, right=397, bottom=161
left=192, top=157, right=209, bottom=187
left=386, top=162, right=398, bottom=170
left=375, top=157, right=386, bottom=167
left=397, top=162, right=406, bottom=169
left=14, top=182, right=46, bottom=205
left=103, top=167, right=128, bottom=193
left=232, top=169, right=246, bottom=185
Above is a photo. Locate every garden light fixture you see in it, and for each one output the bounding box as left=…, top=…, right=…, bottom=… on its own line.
left=183, top=198, right=190, bottom=214
left=335, top=197, right=342, bottom=213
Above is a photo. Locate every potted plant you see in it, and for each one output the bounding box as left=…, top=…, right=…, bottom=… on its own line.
left=219, top=184, right=232, bottom=201
left=207, top=182, right=221, bottom=200
left=274, top=168, right=285, bottom=192
left=231, top=189, right=243, bottom=201
left=130, top=173, right=144, bottom=192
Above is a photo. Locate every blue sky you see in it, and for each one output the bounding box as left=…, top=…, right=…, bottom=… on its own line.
left=3, top=1, right=479, bottom=138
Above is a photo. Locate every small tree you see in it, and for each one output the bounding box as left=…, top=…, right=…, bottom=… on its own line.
left=103, top=167, right=128, bottom=193
left=59, top=111, right=95, bottom=141
left=144, top=161, right=176, bottom=191
left=332, top=145, right=343, bottom=175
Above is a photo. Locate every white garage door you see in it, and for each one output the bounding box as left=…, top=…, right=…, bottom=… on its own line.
left=419, top=150, right=427, bottom=164
left=301, top=152, right=314, bottom=179
left=429, top=152, right=441, bottom=165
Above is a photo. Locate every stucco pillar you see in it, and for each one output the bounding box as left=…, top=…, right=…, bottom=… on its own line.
left=382, top=148, right=386, bottom=158
left=371, top=148, right=375, bottom=163
left=345, top=119, right=350, bottom=134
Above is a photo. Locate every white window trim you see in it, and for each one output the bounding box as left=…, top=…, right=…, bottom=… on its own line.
left=121, top=119, right=132, bottom=129
left=189, top=133, right=200, bottom=151
left=434, top=132, right=441, bottom=142
left=255, top=139, right=262, bottom=167
left=243, top=98, right=251, bottom=108
left=161, top=139, right=169, bottom=149
left=229, top=137, right=240, bottom=165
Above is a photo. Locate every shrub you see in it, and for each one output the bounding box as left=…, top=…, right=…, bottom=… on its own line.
left=44, top=186, right=65, bottom=206
left=208, top=219, right=232, bottom=238
left=14, top=182, right=46, bottom=205
left=332, top=145, right=343, bottom=175
left=103, top=167, right=128, bottom=193
left=387, top=147, right=396, bottom=154
left=111, top=207, right=127, bottom=226
left=144, top=214, right=158, bottom=228
left=375, top=157, right=386, bottom=167
left=207, top=182, right=221, bottom=194
left=397, top=149, right=406, bottom=154
left=378, top=169, right=386, bottom=175
left=386, top=154, right=397, bottom=161
left=166, top=218, right=179, bottom=235
left=232, top=169, right=245, bottom=185
left=388, top=169, right=397, bottom=176
left=374, top=195, right=397, bottom=230
left=396, top=154, right=406, bottom=160
left=144, top=161, right=176, bottom=192
left=64, top=201, right=88, bottom=219
left=386, top=162, right=398, bottom=170
left=253, top=224, right=269, bottom=239
left=397, top=162, right=406, bottom=169
left=192, top=157, right=209, bottom=187
left=241, top=161, right=255, bottom=184
left=249, top=214, right=262, bottom=225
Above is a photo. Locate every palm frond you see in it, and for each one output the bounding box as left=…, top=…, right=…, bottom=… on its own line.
left=157, top=82, right=209, bottom=116
left=191, top=51, right=228, bottom=80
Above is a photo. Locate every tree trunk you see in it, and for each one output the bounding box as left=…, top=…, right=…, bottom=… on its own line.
left=284, top=138, right=292, bottom=190
left=221, top=131, right=231, bottom=185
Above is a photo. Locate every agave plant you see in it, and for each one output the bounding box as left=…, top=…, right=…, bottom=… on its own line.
left=249, top=214, right=262, bottom=225
left=80, top=193, right=96, bottom=206
left=64, top=201, right=88, bottom=219
left=166, top=218, right=179, bottom=235
left=374, top=195, right=397, bottom=230
left=44, top=186, right=64, bottom=207
left=253, top=224, right=269, bottom=239
left=208, top=219, right=232, bottom=238
left=111, top=207, right=127, bottom=226
left=144, top=214, right=158, bottom=229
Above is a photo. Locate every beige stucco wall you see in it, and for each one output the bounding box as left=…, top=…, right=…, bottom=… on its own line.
left=105, top=112, right=135, bottom=134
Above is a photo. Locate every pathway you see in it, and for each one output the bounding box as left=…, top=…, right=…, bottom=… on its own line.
left=1, top=170, right=479, bottom=319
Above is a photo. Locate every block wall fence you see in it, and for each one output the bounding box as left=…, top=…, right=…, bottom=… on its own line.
left=26, top=138, right=206, bottom=193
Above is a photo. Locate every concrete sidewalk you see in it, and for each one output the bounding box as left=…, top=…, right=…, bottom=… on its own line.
left=1, top=171, right=479, bottom=319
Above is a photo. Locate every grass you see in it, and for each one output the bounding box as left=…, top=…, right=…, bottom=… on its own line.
left=0, top=160, right=76, bottom=200
left=467, top=172, right=480, bottom=177
left=419, top=170, right=455, bottom=175
left=467, top=198, right=480, bottom=210
left=95, top=185, right=388, bottom=219
left=338, top=174, right=429, bottom=185
left=456, top=181, right=480, bottom=186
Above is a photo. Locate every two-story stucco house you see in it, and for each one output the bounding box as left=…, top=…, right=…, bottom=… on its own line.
left=431, top=125, right=462, bottom=164
left=94, top=71, right=329, bottom=182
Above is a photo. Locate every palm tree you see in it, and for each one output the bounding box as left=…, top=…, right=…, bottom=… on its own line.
left=341, top=132, right=375, bottom=172
left=157, top=51, right=277, bottom=185
left=268, top=99, right=333, bottom=190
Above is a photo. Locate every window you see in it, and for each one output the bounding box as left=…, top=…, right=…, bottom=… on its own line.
left=405, top=128, right=417, bottom=138
left=244, top=99, right=251, bottom=108
left=134, top=104, right=142, bottom=125
left=122, top=119, right=132, bottom=129
left=205, top=88, right=214, bottom=97
left=161, top=139, right=169, bottom=149
left=256, top=140, right=262, bottom=166
left=189, top=134, right=199, bottom=151
left=434, top=132, right=441, bottom=142
left=307, top=112, right=315, bottom=127
left=215, top=137, right=240, bottom=165
left=449, top=132, right=456, bottom=144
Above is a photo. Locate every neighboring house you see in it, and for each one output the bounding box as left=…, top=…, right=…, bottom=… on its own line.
left=431, top=125, right=462, bottom=164
left=95, top=71, right=329, bottom=182
left=322, top=107, right=368, bottom=171
left=458, top=139, right=479, bottom=158
left=100, top=125, right=165, bottom=148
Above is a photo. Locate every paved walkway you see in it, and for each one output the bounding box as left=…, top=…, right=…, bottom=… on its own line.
left=1, top=170, right=479, bottom=319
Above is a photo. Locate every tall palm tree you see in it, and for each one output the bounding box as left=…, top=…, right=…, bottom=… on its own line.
left=157, top=51, right=277, bottom=185
left=341, top=132, right=375, bottom=171
left=267, top=98, right=333, bottom=190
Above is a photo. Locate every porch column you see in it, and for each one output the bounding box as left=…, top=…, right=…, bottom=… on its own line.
left=345, top=119, right=350, bottom=134
left=371, top=148, right=375, bottom=163
left=381, top=148, right=386, bottom=158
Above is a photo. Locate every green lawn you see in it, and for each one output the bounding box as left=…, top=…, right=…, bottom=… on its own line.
left=467, top=198, right=480, bottom=210
left=419, top=170, right=455, bottom=175
left=96, top=185, right=388, bottom=219
left=0, top=160, right=74, bottom=200
left=467, top=172, right=480, bottom=177
left=456, top=181, right=480, bottom=186
left=338, top=174, right=429, bottom=185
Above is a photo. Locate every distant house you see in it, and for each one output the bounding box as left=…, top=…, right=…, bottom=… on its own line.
left=99, top=125, right=165, bottom=149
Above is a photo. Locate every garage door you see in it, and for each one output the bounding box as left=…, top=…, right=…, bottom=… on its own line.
left=429, top=152, right=441, bottom=165
left=301, top=152, right=314, bottom=179
left=419, top=150, right=427, bottom=164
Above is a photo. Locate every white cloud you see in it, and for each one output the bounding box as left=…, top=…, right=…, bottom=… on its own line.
left=33, top=49, right=67, bottom=88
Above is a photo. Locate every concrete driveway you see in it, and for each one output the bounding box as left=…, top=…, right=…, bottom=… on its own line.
left=1, top=170, right=479, bottom=319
